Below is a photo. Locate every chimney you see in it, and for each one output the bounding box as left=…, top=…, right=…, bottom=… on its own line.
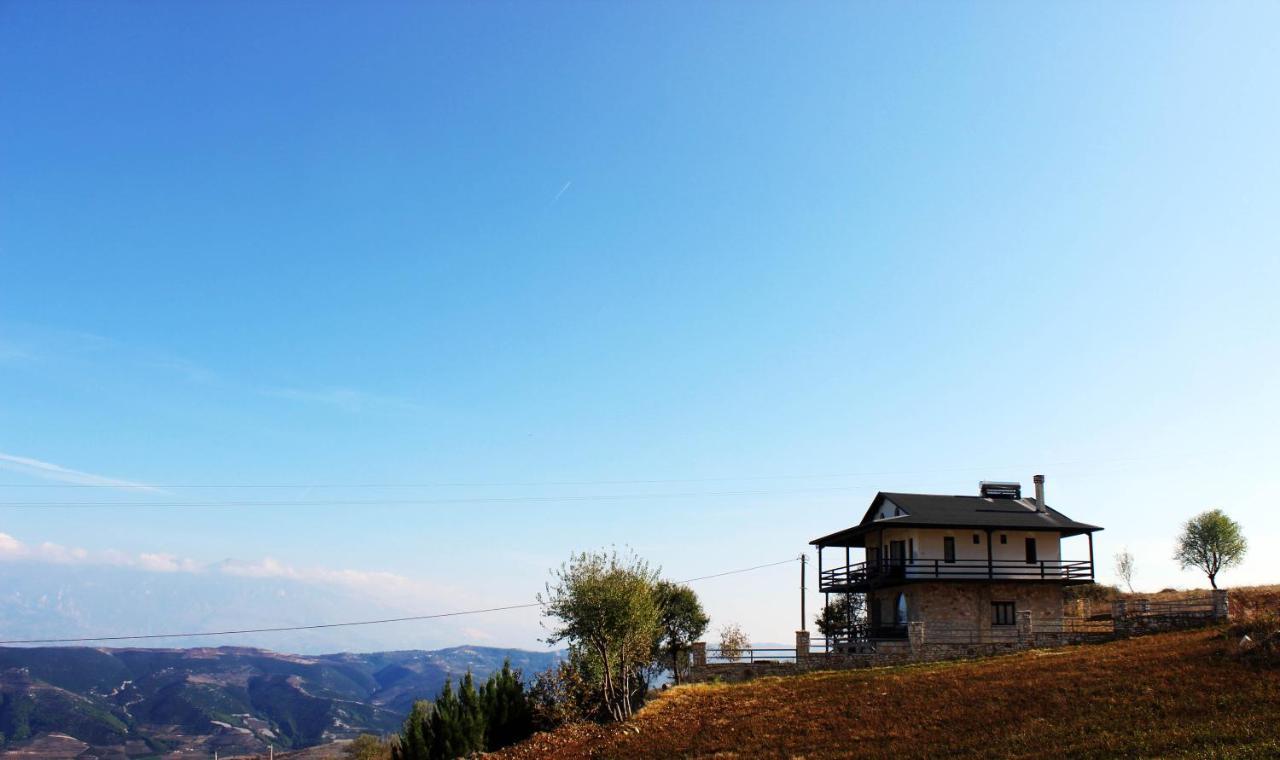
left=1033, top=474, right=1046, bottom=512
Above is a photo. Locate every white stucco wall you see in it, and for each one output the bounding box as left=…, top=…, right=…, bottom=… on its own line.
left=864, top=527, right=1068, bottom=580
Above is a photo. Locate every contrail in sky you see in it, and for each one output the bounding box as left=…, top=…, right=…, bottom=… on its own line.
left=552, top=180, right=572, bottom=203
left=0, top=452, right=162, bottom=493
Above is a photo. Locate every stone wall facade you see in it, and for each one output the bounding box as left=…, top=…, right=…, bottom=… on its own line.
left=867, top=581, right=1065, bottom=632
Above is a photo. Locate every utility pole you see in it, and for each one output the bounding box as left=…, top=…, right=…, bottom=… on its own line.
left=799, top=553, right=807, bottom=631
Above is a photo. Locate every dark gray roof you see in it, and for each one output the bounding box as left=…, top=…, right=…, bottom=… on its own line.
left=810, top=491, right=1102, bottom=547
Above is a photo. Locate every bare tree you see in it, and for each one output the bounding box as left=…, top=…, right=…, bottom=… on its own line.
left=1114, top=548, right=1136, bottom=593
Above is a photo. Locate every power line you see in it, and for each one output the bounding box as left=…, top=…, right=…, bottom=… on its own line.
left=0, top=557, right=801, bottom=645
left=0, top=486, right=864, bottom=509
left=0, top=454, right=1184, bottom=490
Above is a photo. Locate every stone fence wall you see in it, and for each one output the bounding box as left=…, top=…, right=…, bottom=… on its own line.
left=686, top=590, right=1229, bottom=684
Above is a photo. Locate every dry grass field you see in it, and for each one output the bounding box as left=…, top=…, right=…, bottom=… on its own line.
left=493, top=627, right=1280, bottom=759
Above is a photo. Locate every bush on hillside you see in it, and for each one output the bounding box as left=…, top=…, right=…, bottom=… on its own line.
left=1064, top=584, right=1120, bottom=603
left=1226, top=614, right=1280, bottom=668
left=345, top=733, right=390, bottom=760
left=528, top=652, right=598, bottom=729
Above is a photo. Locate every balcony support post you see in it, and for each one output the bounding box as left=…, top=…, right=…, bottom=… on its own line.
left=985, top=528, right=993, bottom=579
left=1087, top=532, right=1095, bottom=580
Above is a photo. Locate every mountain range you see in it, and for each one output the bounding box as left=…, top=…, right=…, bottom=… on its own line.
left=0, top=644, right=561, bottom=758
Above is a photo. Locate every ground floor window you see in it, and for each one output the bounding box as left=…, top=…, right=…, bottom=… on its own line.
left=992, top=601, right=1016, bottom=626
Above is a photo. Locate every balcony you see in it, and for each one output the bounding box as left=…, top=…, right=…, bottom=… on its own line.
left=818, top=557, right=1094, bottom=592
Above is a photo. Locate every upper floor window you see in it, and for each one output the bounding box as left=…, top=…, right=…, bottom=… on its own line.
left=972, top=534, right=980, bottom=544
left=1000, top=534, right=1007, bottom=544
left=944, top=537, right=956, bottom=563
left=1025, top=537, right=1038, bottom=564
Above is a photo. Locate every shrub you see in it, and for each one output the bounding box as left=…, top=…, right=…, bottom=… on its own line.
left=346, top=734, right=390, bottom=760
left=718, top=624, right=750, bottom=663
left=1226, top=613, right=1280, bottom=668
left=528, top=654, right=596, bottom=729
left=1064, top=584, right=1120, bottom=603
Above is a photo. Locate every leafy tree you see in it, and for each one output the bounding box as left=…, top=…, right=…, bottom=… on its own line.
left=480, top=661, right=532, bottom=751
left=1174, top=509, right=1248, bottom=589
left=1114, top=548, right=1136, bottom=593
left=815, top=594, right=866, bottom=637
left=539, top=549, right=661, bottom=722
left=717, top=623, right=750, bottom=663
left=653, top=581, right=709, bottom=685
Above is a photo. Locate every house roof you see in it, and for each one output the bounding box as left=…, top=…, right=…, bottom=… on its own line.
left=809, top=491, right=1102, bottom=547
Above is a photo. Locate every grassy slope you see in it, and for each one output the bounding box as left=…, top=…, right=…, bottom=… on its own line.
left=496, top=629, right=1280, bottom=759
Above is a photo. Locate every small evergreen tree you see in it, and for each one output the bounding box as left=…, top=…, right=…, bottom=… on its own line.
left=481, top=659, right=533, bottom=750
left=391, top=667, right=535, bottom=759
left=390, top=700, right=433, bottom=760
left=457, top=672, right=485, bottom=752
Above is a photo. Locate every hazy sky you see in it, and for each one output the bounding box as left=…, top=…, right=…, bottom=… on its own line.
left=1, top=1, right=1277, bottom=651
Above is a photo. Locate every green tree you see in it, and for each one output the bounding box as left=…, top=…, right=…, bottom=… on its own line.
left=653, top=581, right=709, bottom=685
left=539, top=549, right=661, bottom=722
left=390, top=700, right=433, bottom=760
left=427, top=676, right=484, bottom=759
left=480, top=659, right=533, bottom=750
left=1175, top=509, right=1248, bottom=589
left=815, top=593, right=866, bottom=637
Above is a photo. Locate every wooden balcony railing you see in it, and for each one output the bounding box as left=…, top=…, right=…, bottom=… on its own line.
left=819, top=557, right=1093, bottom=591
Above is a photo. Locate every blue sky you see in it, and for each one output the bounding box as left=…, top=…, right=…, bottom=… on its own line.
left=1, top=1, right=1277, bottom=650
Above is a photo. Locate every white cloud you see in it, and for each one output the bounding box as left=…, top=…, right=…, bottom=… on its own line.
left=0, top=532, right=22, bottom=555
left=0, top=452, right=160, bottom=492
left=137, top=553, right=200, bottom=573
left=0, top=530, right=458, bottom=613
left=215, top=557, right=455, bottom=609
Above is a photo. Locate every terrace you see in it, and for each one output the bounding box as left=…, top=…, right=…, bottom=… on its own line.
left=818, top=555, right=1094, bottom=593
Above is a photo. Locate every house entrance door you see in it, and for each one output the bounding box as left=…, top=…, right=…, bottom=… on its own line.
left=889, top=540, right=907, bottom=579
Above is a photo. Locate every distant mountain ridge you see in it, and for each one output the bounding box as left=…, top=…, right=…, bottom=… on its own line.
left=0, top=644, right=560, bottom=758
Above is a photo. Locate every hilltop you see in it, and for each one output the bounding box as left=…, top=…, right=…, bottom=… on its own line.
left=0, top=644, right=559, bottom=757
left=495, top=628, right=1280, bottom=759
